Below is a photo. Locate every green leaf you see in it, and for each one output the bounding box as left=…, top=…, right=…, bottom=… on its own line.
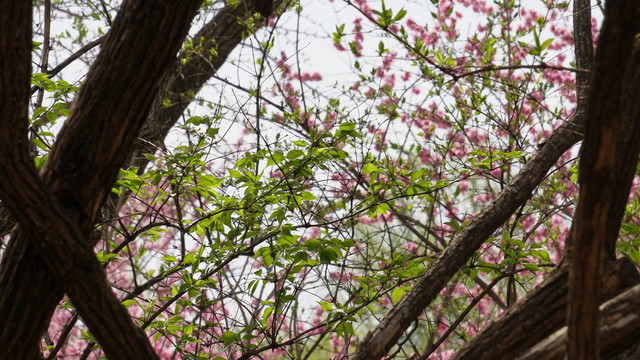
left=184, top=322, right=194, bottom=335
left=286, top=149, right=305, bottom=159
left=377, top=41, right=387, bottom=55
left=301, top=192, right=316, bottom=200
left=207, top=127, right=219, bottom=138
left=183, top=252, right=197, bottom=265
left=376, top=203, right=390, bottom=215
left=410, top=169, right=426, bottom=182
left=32, top=138, right=48, bottom=151
left=31, top=73, right=49, bottom=82
left=267, top=151, right=285, bottom=166
left=629, top=247, right=640, bottom=264
left=363, top=163, right=377, bottom=174
left=220, top=331, right=238, bottom=348
left=540, top=38, right=553, bottom=51
left=394, top=9, right=407, bottom=22
left=339, top=122, right=355, bottom=132
left=319, top=301, right=333, bottom=311
left=523, top=263, right=539, bottom=272
left=333, top=23, right=345, bottom=45
left=391, top=287, right=406, bottom=303
left=476, top=262, right=496, bottom=274
left=262, top=306, right=274, bottom=321
left=33, top=106, right=47, bottom=119
left=199, top=174, right=223, bottom=188
left=571, top=172, right=579, bottom=183
left=46, top=112, right=58, bottom=123
left=228, top=169, right=243, bottom=178
left=303, top=238, right=321, bottom=251
left=537, top=250, right=550, bottom=262
left=335, top=321, right=354, bottom=336
left=319, top=248, right=340, bottom=263
left=468, top=268, right=478, bottom=281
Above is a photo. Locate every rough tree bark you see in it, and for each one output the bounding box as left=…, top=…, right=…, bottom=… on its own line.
left=567, top=1, right=640, bottom=358
left=0, top=0, right=201, bottom=358
left=571, top=0, right=592, bottom=115
left=562, top=0, right=591, bottom=258
left=450, top=258, right=640, bottom=360
left=0, top=1, right=287, bottom=358
left=518, top=283, right=640, bottom=360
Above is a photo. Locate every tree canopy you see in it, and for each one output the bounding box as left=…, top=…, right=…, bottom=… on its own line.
left=1, top=0, right=640, bottom=359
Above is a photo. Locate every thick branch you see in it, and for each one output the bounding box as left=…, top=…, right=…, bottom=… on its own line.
left=450, top=258, right=640, bottom=359
left=0, top=1, right=32, bottom=163
left=572, top=0, right=593, bottom=111
left=0, top=0, right=201, bottom=358
left=604, top=43, right=640, bottom=259
left=0, top=1, right=291, bottom=358
left=518, top=282, right=640, bottom=360
left=351, top=111, right=583, bottom=359
left=567, top=2, right=640, bottom=358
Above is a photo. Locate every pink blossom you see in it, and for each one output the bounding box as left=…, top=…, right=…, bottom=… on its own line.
left=522, top=214, right=536, bottom=230
left=473, top=193, right=492, bottom=203
left=405, top=241, right=419, bottom=255
left=379, top=297, right=391, bottom=307
left=489, top=167, right=503, bottom=179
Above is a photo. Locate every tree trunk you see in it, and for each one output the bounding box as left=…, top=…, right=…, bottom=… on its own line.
left=0, top=0, right=201, bottom=358
left=450, top=258, right=640, bottom=360
left=517, top=282, right=640, bottom=360
left=567, top=1, right=640, bottom=358
left=0, top=1, right=286, bottom=357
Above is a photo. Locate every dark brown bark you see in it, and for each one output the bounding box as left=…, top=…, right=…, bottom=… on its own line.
left=0, top=2, right=47, bottom=357
left=604, top=45, right=640, bottom=260
left=562, top=0, right=591, bottom=257
left=350, top=109, right=584, bottom=360
left=572, top=0, right=593, bottom=111
left=550, top=0, right=591, bottom=261
left=450, top=258, right=640, bottom=360
left=567, top=2, right=640, bottom=358
left=0, top=3, right=31, bottom=155
left=608, top=342, right=640, bottom=360
left=0, top=1, right=288, bottom=358
left=0, top=0, right=201, bottom=358
left=254, top=0, right=274, bottom=17
left=517, top=283, right=640, bottom=360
